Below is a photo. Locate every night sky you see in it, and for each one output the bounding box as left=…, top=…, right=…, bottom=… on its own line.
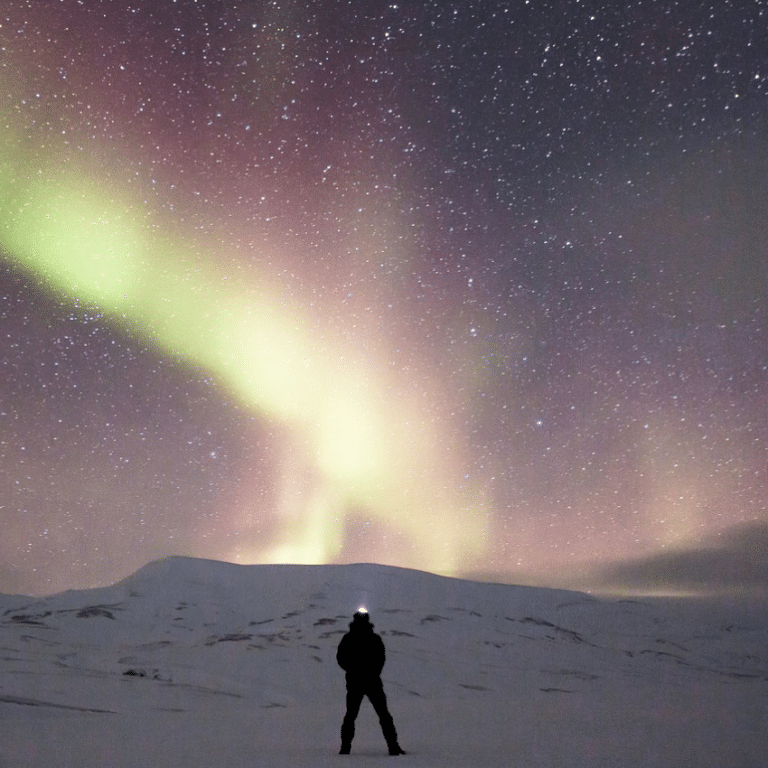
left=2, top=0, right=767, bottom=596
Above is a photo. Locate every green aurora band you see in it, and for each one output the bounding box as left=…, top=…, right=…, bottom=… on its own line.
left=1, top=143, right=491, bottom=575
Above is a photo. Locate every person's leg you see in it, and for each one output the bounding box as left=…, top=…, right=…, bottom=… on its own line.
left=367, top=677, right=404, bottom=754
left=340, top=682, right=365, bottom=753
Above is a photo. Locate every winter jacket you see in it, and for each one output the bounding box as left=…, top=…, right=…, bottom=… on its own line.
left=336, top=621, right=386, bottom=678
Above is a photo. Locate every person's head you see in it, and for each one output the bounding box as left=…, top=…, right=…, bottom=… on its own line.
left=350, top=610, right=373, bottom=630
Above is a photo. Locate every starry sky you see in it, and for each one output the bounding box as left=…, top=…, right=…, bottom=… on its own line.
left=2, top=0, right=767, bottom=596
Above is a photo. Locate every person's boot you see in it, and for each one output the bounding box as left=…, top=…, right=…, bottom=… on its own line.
left=381, top=713, right=404, bottom=755
left=340, top=720, right=354, bottom=754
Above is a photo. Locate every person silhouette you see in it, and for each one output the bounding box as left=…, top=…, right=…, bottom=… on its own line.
left=336, top=610, right=406, bottom=756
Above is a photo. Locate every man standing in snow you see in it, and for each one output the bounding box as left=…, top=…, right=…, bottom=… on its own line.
left=336, top=610, right=406, bottom=756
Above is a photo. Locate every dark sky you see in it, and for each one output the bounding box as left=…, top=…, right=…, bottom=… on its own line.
left=1, top=0, right=767, bottom=596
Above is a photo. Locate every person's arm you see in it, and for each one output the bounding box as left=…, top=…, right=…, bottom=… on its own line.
left=375, top=635, right=386, bottom=675
left=337, top=636, right=349, bottom=670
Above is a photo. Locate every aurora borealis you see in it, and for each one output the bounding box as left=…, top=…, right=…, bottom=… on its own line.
left=2, top=0, right=767, bottom=596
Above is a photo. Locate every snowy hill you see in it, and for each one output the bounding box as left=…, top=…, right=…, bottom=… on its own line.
left=1, top=557, right=766, bottom=767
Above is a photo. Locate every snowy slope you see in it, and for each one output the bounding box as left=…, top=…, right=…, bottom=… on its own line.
left=1, top=557, right=766, bottom=767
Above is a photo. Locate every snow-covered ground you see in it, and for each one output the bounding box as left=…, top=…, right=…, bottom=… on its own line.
left=1, top=557, right=766, bottom=767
